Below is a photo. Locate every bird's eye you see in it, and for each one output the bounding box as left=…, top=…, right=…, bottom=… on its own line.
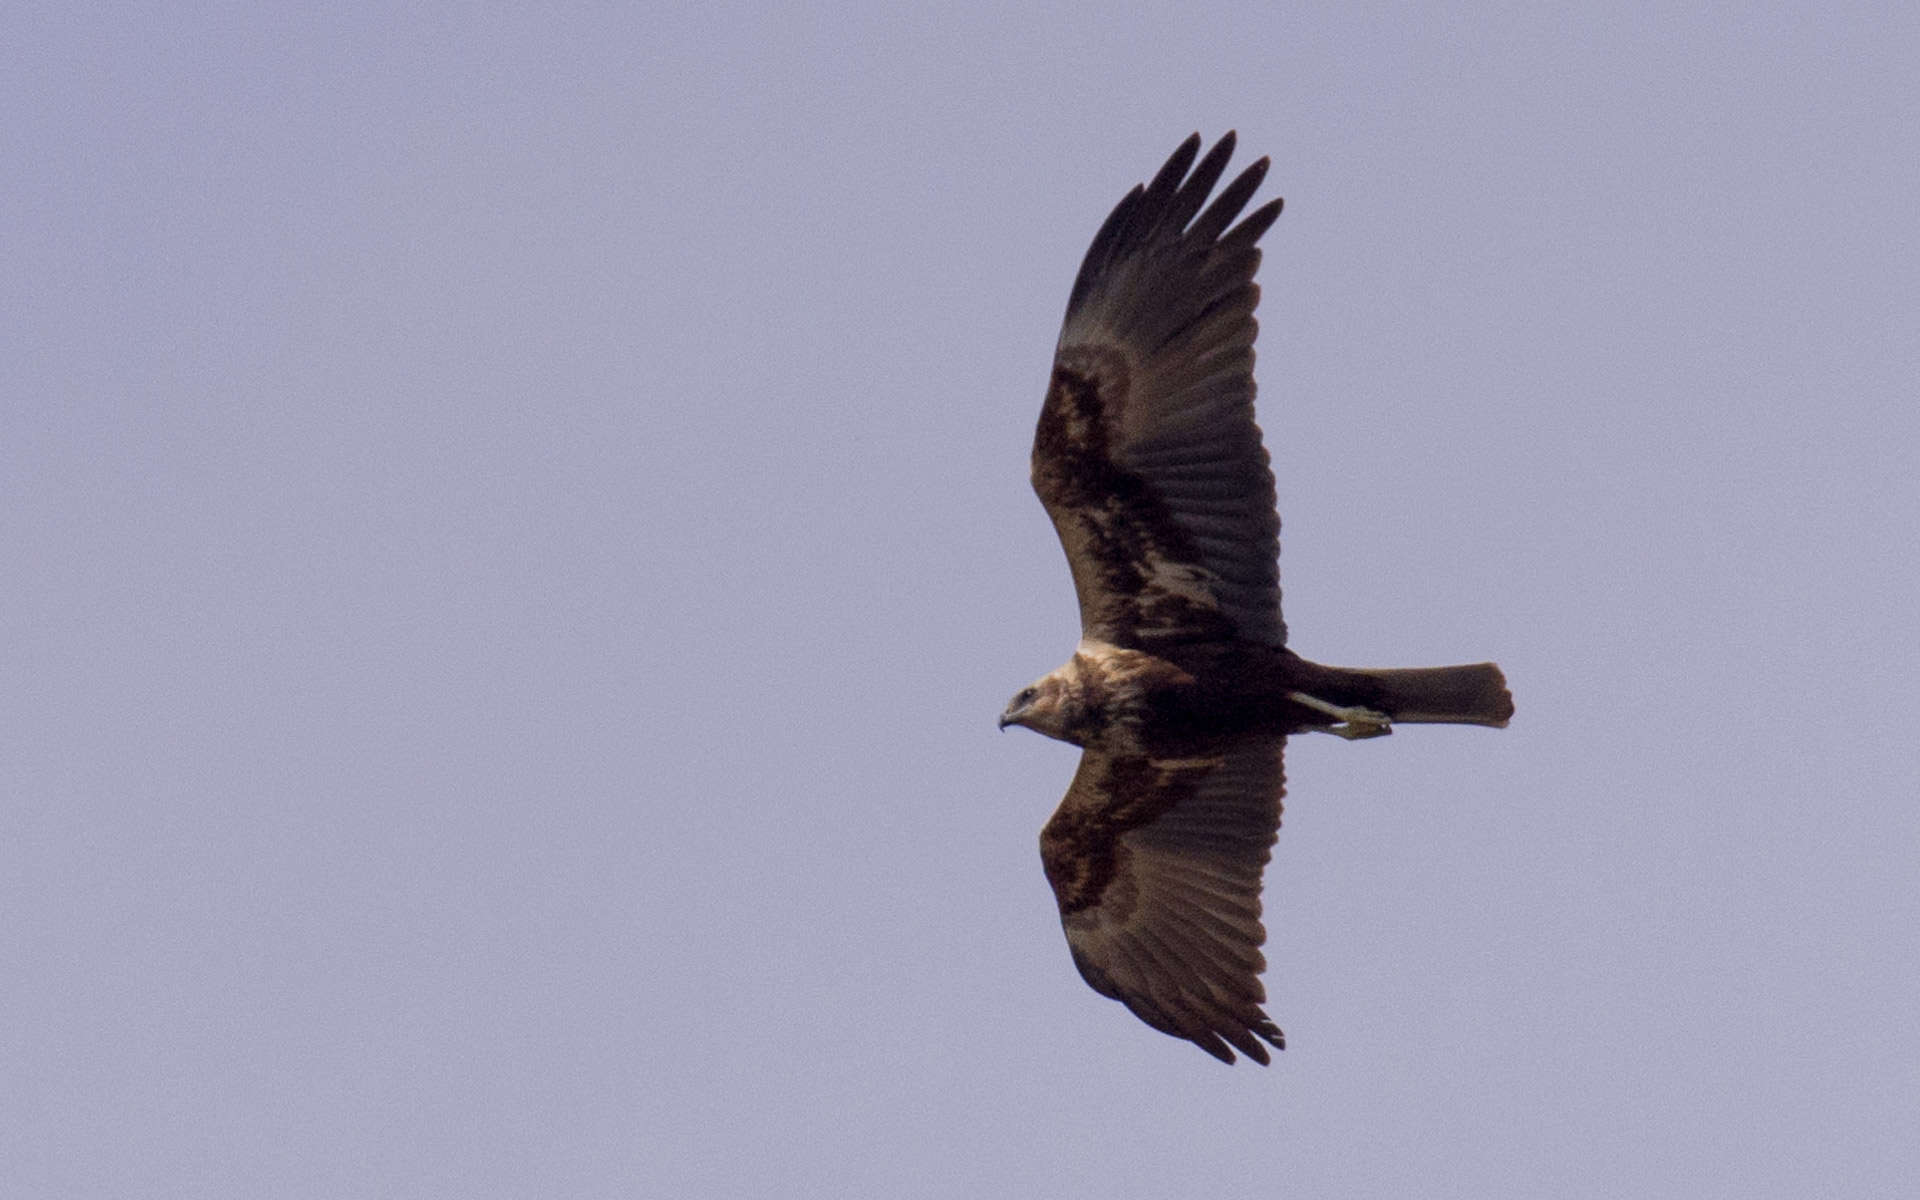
left=1017, top=687, right=1038, bottom=706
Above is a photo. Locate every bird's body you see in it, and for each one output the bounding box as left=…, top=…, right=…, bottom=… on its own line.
left=1001, top=133, right=1513, bottom=1065
left=1007, top=639, right=1509, bottom=752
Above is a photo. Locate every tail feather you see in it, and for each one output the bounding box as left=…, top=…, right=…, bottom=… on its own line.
left=1343, top=662, right=1513, bottom=728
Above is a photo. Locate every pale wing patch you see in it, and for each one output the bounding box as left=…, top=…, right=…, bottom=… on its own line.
left=1138, top=548, right=1222, bottom=611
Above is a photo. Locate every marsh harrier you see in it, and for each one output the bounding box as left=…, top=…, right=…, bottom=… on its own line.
left=1000, top=133, right=1513, bottom=1064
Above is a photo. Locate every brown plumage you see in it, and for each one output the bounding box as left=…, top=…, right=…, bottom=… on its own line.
left=1000, top=133, right=1513, bottom=1065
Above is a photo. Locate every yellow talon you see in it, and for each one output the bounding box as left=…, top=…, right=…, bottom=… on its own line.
left=1287, top=691, right=1393, bottom=739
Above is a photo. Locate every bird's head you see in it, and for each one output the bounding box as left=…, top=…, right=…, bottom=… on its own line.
left=998, top=671, right=1074, bottom=740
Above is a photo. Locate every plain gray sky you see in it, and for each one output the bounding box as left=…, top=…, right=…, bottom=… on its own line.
left=6, top=3, right=1917, bottom=1196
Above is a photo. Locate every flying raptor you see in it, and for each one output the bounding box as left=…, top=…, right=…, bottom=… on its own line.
left=1000, top=133, right=1513, bottom=1065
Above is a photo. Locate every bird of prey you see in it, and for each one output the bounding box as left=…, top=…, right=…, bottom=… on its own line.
left=1000, top=132, right=1513, bottom=1065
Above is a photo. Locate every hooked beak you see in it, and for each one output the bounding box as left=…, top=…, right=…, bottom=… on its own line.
left=997, top=713, right=1012, bottom=731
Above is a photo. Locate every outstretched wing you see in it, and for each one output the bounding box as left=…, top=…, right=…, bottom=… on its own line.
left=1038, top=735, right=1288, bottom=1064
left=1033, top=132, right=1286, bottom=654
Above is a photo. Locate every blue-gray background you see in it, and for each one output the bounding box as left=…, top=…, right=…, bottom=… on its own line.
left=7, top=4, right=1916, bottom=1196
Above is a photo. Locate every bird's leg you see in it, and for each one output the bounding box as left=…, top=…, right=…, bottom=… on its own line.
left=1287, top=691, right=1394, bottom=740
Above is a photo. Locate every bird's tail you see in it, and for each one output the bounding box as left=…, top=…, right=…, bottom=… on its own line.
left=1337, top=662, right=1514, bottom=727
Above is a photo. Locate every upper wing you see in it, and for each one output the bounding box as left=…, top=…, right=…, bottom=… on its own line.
left=1038, top=735, right=1287, bottom=1064
left=1033, top=132, right=1286, bottom=654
